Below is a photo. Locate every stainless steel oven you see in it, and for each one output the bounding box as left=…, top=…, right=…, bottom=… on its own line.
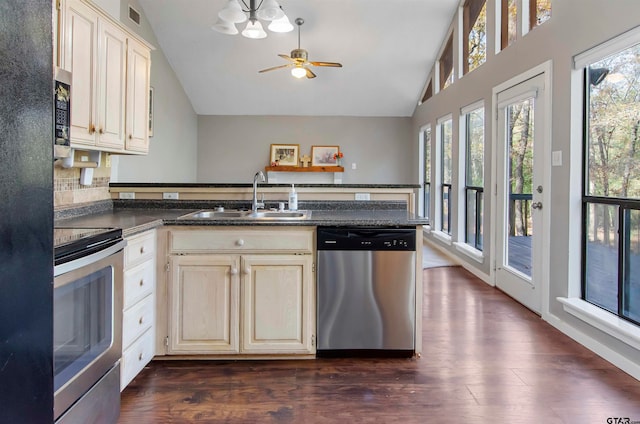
left=53, top=227, right=125, bottom=424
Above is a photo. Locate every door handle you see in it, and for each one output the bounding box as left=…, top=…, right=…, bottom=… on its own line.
left=532, top=202, right=543, bottom=210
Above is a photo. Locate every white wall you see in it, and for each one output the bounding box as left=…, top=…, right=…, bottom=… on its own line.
left=197, top=115, right=413, bottom=184
left=109, top=0, right=198, bottom=183
left=412, top=0, right=640, bottom=378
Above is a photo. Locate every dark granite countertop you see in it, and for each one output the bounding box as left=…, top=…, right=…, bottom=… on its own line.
left=109, top=183, right=420, bottom=189
left=55, top=202, right=428, bottom=237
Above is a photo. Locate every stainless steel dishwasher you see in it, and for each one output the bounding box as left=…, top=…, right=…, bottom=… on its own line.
left=316, top=226, right=416, bottom=356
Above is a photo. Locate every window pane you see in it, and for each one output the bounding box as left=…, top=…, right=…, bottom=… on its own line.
left=466, top=189, right=477, bottom=246
left=586, top=43, right=640, bottom=199
left=440, top=34, right=454, bottom=90
left=465, top=0, right=487, bottom=73
left=478, top=191, right=484, bottom=250
left=442, top=119, right=452, bottom=184
left=423, top=127, right=431, bottom=220
left=424, top=128, right=431, bottom=183
left=442, top=184, right=451, bottom=234
left=623, top=209, right=640, bottom=323
left=502, top=0, right=517, bottom=49
left=466, top=107, right=484, bottom=187
left=585, top=202, right=619, bottom=314
left=531, top=0, right=551, bottom=28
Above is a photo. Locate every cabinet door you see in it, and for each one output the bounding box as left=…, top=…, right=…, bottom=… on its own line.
left=95, top=18, right=126, bottom=149
left=168, top=255, right=240, bottom=354
left=64, top=0, right=98, bottom=146
left=125, top=37, right=151, bottom=153
left=241, top=255, right=315, bottom=354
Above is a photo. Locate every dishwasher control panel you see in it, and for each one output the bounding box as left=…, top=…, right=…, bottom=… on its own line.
left=317, top=227, right=416, bottom=251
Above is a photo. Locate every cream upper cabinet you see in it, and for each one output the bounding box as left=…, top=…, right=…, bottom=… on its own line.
left=125, top=37, right=151, bottom=153
left=60, top=0, right=151, bottom=155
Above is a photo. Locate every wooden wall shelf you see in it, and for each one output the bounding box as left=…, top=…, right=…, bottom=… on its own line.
left=264, top=166, right=344, bottom=173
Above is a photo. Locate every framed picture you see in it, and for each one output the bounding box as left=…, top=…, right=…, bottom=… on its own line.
left=270, top=144, right=299, bottom=166
left=311, top=145, right=340, bottom=166
left=148, top=87, right=154, bottom=137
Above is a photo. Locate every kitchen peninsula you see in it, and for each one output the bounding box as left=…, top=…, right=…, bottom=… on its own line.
left=54, top=183, right=427, bottom=390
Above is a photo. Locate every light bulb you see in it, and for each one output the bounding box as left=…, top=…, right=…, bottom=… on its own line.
left=212, top=17, right=238, bottom=35
left=291, top=67, right=306, bottom=79
left=268, top=15, right=293, bottom=33
left=257, top=0, right=284, bottom=21
left=219, top=0, right=247, bottom=24
left=242, top=20, right=267, bottom=39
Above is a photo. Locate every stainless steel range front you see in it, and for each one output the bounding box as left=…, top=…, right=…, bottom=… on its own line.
left=53, top=227, right=125, bottom=424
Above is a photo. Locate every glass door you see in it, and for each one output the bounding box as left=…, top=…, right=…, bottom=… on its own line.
left=495, top=73, right=547, bottom=313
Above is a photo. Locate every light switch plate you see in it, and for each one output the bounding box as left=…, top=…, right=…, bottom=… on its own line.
left=355, top=193, right=370, bottom=201
left=163, top=192, right=179, bottom=200
left=552, top=150, right=562, bottom=166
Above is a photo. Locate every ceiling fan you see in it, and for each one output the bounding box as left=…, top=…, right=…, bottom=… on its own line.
left=258, top=18, right=342, bottom=79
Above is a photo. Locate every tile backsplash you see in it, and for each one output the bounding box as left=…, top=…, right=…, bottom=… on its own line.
left=54, top=151, right=112, bottom=209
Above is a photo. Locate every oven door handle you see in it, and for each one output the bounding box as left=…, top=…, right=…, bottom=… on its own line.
left=54, top=240, right=127, bottom=277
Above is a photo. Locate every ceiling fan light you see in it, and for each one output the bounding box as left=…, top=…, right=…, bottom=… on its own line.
left=268, top=15, right=293, bottom=33
left=218, top=0, right=247, bottom=24
left=256, top=0, right=284, bottom=21
left=291, top=67, right=306, bottom=79
left=212, top=17, right=238, bottom=35
left=242, top=20, right=267, bottom=39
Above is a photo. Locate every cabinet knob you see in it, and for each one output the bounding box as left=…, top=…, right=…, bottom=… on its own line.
left=139, top=317, right=144, bottom=325
left=89, top=124, right=95, bottom=134
left=99, top=128, right=104, bottom=134
left=139, top=279, right=144, bottom=287
left=140, top=246, right=145, bottom=254
left=244, top=267, right=250, bottom=275
left=230, top=268, right=238, bottom=275
left=129, top=134, right=133, bottom=139
left=236, top=239, right=244, bottom=247
left=138, top=353, right=143, bottom=361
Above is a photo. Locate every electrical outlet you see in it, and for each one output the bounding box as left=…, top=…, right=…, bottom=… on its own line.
left=105, top=153, right=111, bottom=168
left=355, top=193, right=370, bottom=201
left=163, top=192, right=179, bottom=200
left=351, top=162, right=357, bottom=170
left=119, top=192, right=135, bottom=199
left=80, top=155, right=89, bottom=162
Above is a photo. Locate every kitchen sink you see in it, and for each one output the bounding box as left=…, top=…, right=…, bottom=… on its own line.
left=178, top=209, right=311, bottom=220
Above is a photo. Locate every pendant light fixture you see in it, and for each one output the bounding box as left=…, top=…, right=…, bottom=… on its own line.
left=212, top=0, right=293, bottom=39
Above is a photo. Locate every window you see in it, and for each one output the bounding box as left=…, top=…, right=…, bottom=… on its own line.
left=423, top=126, right=432, bottom=220
left=440, top=118, right=453, bottom=234
left=582, top=39, right=640, bottom=326
left=464, top=0, right=487, bottom=74
left=529, top=0, right=551, bottom=29
left=501, top=0, right=517, bottom=50
left=463, top=105, right=484, bottom=250
left=421, top=79, right=433, bottom=104
left=439, top=33, right=454, bottom=90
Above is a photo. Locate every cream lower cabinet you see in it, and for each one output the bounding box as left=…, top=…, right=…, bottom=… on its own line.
left=121, top=230, right=156, bottom=391
left=166, top=227, right=315, bottom=356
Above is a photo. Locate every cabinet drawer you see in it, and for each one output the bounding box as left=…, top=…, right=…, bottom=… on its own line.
left=123, top=259, right=155, bottom=309
left=123, top=294, right=154, bottom=348
left=170, top=228, right=314, bottom=253
left=125, top=230, right=156, bottom=267
left=120, top=328, right=154, bottom=391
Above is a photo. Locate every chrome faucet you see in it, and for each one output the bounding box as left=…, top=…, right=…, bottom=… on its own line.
left=252, top=170, right=265, bottom=213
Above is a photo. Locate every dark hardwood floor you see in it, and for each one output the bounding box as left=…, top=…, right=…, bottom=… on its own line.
left=119, top=266, right=640, bottom=423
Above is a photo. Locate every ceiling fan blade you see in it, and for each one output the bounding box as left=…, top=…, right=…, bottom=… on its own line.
left=309, top=61, right=342, bottom=68
left=278, top=54, right=296, bottom=62
left=258, top=63, right=293, bottom=73
left=305, top=68, right=317, bottom=79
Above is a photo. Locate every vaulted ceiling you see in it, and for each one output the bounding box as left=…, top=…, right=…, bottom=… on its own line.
left=137, top=0, right=460, bottom=117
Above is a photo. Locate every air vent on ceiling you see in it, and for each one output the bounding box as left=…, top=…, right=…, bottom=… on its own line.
left=128, top=5, right=141, bottom=26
